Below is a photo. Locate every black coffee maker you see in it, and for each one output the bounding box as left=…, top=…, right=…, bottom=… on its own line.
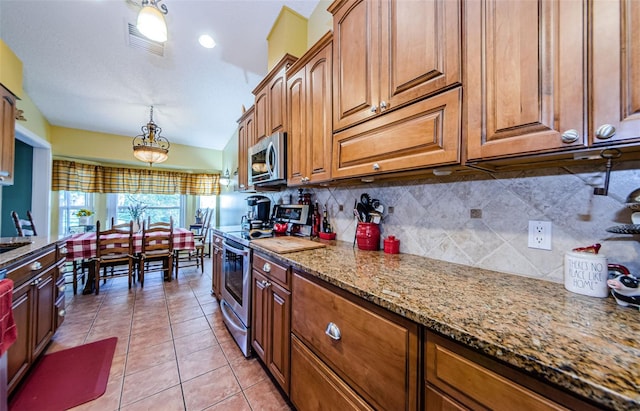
left=244, top=195, right=271, bottom=229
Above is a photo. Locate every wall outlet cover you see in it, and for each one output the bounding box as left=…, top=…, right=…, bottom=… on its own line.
left=528, top=220, right=552, bottom=250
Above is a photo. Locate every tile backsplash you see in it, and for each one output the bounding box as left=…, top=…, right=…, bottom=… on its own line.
left=223, top=161, right=640, bottom=283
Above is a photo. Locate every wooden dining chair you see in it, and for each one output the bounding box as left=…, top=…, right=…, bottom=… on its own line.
left=138, top=217, right=174, bottom=287
left=11, top=210, right=37, bottom=236
left=94, top=220, right=135, bottom=294
left=174, top=222, right=209, bottom=277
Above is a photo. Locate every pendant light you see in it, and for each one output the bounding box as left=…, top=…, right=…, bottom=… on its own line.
left=132, top=106, right=170, bottom=166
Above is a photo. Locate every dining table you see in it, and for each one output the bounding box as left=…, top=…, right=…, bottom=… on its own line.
left=65, top=227, right=195, bottom=294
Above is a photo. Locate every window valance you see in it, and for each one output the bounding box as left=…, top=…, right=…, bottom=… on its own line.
left=52, top=160, right=221, bottom=195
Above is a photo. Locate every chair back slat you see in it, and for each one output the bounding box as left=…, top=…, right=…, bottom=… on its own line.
left=96, top=220, right=134, bottom=258
left=11, top=210, right=37, bottom=237
left=142, top=218, right=174, bottom=255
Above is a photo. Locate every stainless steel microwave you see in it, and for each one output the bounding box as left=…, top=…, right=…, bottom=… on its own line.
left=248, top=132, right=286, bottom=186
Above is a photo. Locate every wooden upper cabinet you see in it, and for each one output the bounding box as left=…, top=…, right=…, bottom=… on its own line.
left=330, top=0, right=461, bottom=132
left=287, top=32, right=333, bottom=186
left=591, top=0, right=640, bottom=146
left=465, top=0, right=589, bottom=163
left=0, top=84, right=16, bottom=185
left=253, top=54, right=297, bottom=141
left=237, top=106, right=255, bottom=191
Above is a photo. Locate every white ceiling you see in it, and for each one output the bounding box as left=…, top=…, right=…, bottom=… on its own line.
left=0, top=0, right=320, bottom=151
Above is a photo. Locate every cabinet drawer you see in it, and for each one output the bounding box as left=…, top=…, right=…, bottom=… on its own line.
left=292, top=272, right=419, bottom=411
left=253, top=253, right=289, bottom=289
left=426, top=333, right=567, bottom=411
left=212, top=233, right=223, bottom=249
left=7, top=246, right=56, bottom=287
left=291, top=335, right=373, bottom=411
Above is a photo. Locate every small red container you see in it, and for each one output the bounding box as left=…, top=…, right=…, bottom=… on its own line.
left=383, top=236, right=400, bottom=254
left=356, top=222, right=380, bottom=251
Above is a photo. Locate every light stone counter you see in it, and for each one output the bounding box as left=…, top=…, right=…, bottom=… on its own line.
left=0, top=236, right=64, bottom=269
left=250, top=238, right=639, bottom=411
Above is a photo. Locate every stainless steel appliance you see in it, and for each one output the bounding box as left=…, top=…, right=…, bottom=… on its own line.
left=220, top=237, right=252, bottom=357
left=248, top=132, right=286, bottom=186
left=242, top=195, right=271, bottom=230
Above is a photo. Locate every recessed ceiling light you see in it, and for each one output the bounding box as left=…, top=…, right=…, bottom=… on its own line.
left=198, top=34, right=216, bottom=49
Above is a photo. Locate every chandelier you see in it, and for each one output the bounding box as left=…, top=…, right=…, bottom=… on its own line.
left=132, top=106, right=170, bottom=166
left=136, top=0, right=168, bottom=43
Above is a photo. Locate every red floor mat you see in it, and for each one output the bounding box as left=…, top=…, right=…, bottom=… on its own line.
left=9, top=337, right=117, bottom=411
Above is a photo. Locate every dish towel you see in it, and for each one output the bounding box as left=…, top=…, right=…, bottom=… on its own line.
left=0, top=279, right=17, bottom=355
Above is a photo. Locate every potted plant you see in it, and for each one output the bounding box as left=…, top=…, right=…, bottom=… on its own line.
left=127, top=202, right=148, bottom=231
left=75, top=208, right=94, bottom=225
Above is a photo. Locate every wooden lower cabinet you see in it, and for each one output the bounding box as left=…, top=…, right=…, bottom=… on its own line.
left=291, top=271, right=420, bottom=410
left=7, top=245, right=59, bottom=395
left=291, top=334, right=373, bottom=411
left=211, top=233, right=223, bottom=299
left=424, top=331, right=600, bottom=411
left=251, top=252, right=291, bottom=394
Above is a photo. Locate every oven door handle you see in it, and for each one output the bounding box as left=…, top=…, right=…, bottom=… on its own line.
left=222, top=240, right=250, bottom=257
left=221, top=299, right=247, bottom=332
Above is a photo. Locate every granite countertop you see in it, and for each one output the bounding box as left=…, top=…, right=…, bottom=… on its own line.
left=246, top=237, right=640, bottom=411
left=0, top=236, right=64, bottom=269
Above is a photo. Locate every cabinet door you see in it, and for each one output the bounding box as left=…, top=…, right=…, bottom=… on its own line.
left=268, top=281, right=291, bottom=394
left=8, top=280, right=33, bottom=395
left=0, top=86, right=16, bottom=185
left=254, top=90, right=268, bottom=141
left=591, top=0, right=640, bottom=145
left=379, top=0, right=461, bottom=111
left=269, top=74, right=287, bottom=135
left=33, top=267, right=56, bottom=358
left=237, top=107, right=255, bottom=191
left=307, top=41, right=333, bottom=183
left=332, top=0, right=380, bottom=131
left=251, top=270, right=269, bottom=362
left=287, top=68, right=307, bottom=185
left=465, top=0, right=585, bottom=161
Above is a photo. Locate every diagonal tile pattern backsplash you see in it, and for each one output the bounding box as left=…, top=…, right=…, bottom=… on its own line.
left=224, top=160, right=640, bottom=283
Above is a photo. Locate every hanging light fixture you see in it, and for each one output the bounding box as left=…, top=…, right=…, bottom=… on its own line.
left=132, top=106, right=170, bottom=166
left=136, top=0, right=168, bottom=43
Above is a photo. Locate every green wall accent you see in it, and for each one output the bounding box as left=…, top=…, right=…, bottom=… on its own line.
left=1, top=139, right=33, bottom=237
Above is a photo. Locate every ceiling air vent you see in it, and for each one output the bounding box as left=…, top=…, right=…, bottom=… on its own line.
left=127, top=23, right=164, bottom=57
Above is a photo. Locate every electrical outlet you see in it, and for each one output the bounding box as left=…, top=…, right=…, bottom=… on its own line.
left=528, top=220, right=552, bottom=250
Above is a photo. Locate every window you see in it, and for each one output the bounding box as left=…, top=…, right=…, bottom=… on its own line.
left=59, top=191, right=93, bottom=234
left=110, top=193, right=185, bottom=227
left=198, top=195, right=216, bottom=220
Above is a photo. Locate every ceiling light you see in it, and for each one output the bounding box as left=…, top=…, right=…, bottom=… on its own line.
left=133, top=106, right=170, bottom=166
left=219, top=168, right=231, bottom=186
left=199, top=35, right=216, bottom=49
left=136, top=0, right=168, bottom=43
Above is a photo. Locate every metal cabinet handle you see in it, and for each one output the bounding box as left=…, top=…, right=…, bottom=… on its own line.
left=325, top=322, right=341, bottom=340
left=263, top=263, right=271, bottom=273
left=561, top=129, right=580, bottom=143
left=380, top=101, right=387, bottom=111
left=260, top=280, right=271, bottom=288
left=31, top=278, right=41, bottom=286
left=370, top=105, right=378, bottom=113
left=372, top=163, right=380, bottom=171
left=214, top=237, right=221, bottom=244
left=58, top=309, right=66, bottom=317
left=59, top=285, right=66, bottom=293
left=31, top=262, right=42, bottom=271
left=595, top=124, right=616, bottom=140
left=60, top=247, right=68, bottom=254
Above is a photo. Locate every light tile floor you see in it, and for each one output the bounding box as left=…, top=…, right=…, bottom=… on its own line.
left=47, top=259, right=293, bottom=411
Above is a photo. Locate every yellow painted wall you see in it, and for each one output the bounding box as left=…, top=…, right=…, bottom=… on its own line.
left=267, top=6, right=308, bottom=70
left=16, top=93, right=51, bottom=142
left=51, top=126, right=223, bottom=172
left=0, top=38, right=23, bottom=98
left=307, top=1, right=333, bottom=48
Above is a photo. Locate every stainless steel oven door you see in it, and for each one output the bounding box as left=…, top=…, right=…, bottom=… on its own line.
left=221, top=239, right=251, bottom=327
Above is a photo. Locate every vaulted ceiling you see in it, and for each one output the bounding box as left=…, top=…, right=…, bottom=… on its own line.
left=0, top=0, right=320, bottom=151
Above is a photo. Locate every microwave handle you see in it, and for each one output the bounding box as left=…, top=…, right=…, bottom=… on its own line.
left=265, top=141, right=275, bottom=178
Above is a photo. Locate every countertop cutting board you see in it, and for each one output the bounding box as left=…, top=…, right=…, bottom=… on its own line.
left=251, top=236, right=326, bottom=254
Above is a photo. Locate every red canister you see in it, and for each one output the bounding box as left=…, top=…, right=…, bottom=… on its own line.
left=356, top=222, right=380, bottom=251
left=383, top=236, right=400, bottom=254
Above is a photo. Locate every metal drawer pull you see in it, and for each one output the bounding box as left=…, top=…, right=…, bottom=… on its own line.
left=58, top=309, right=66, bottom=317
left=372, top=163, right=380, bottom=171
left=561, top=129, right=580, bottom=143
left=59, top=285, right=66, bottom=293
left=380, top=101, right=387, bottom=111
left=261, top=280, right=271, bottom=288
left=31, top=262, right=42, bottom=271
left=595, top=124, right=616, bottom=140
left=263, top=263, right=271, bottom=273
left=60, top=247, right=68, bottom=254
left=325, top=322, right=341, bottom=341
left=31, top=278, right=41, bottom=286
left=370, top=105, right=378, bottom=113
